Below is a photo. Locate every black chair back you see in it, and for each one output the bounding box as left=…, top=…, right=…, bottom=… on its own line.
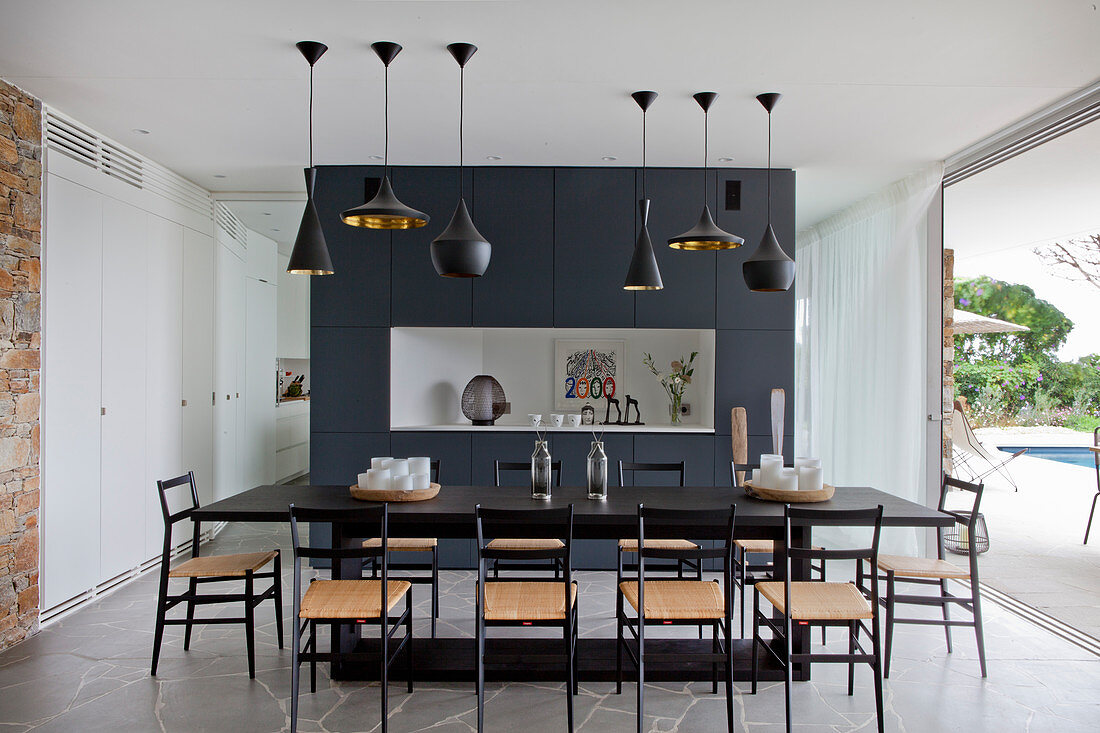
left=619, top=461, right=685, bottom=487
left=730, top=462, right=760, bottom=488
left=156, top=472, right=202, bottom=562
left=430, top=459, right=441, bottom=484
left=476, top=505, right=574, bottom=586
left=938, top=474, right=985, bottom=568
left=494, top=460, right=563, bottom=487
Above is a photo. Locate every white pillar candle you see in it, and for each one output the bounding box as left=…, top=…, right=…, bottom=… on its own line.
left=366, top=468, right=391, bottom=491
left=750, top=468, right=762, bottom=486
left=759, top=454, right=783, bottom=489
left=371, top=457, right=393, bottom=470
left=384, top=459, right=410, bottom=477
left=798, top=466, right=824, bottom=491
left=408, top=457, right=431, bottom=476
left=794, top=457, right=821, bottom=471
left=411, top=473, right=431, bottom=490
left=778, top=467, right=799, bottom=492
left=357, top=472, right=371, bottom=489
left=394, top=475, right=414, bottom=491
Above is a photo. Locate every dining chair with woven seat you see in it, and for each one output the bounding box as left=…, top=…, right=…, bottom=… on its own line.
left=731, top=462, right=826, bottom=642
left=858, top=474, right=988, bottom=677
left=616, top=503, right=737, bottom=733
left=616, top=461, right=700, bottom=581
left=289, top=503, right=413, bottom=733
left=151, top=472, right=282, bottom=678
left=365, top=460, right=441, bottom=637
left=751, top=504, right=885, bottom=733
left=475, top=504, right=578, bottom=732
left=490, top=460, right=564, bottom=578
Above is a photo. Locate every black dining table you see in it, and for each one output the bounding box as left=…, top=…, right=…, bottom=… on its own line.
left=193, top=484, right=950, bottom=683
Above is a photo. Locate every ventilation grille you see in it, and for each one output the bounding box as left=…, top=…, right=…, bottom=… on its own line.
left=43, top=108, right=213, bottom=218
left=215, top=201, right=248, bottom=249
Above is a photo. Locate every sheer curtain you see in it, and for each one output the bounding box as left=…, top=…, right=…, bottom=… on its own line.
left=795, top=164, right=943, bottom=555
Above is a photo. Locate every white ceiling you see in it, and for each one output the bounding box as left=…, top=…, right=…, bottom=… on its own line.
left=3, top=0, right=1099, bottom=228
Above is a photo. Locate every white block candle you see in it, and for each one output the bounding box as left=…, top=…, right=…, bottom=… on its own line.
left=408, top=457, right=431, bottom=477
left=750, top=469, right=762, bottom=486
left=385, top=459, right=410, bottom=477
left=799, top=466, right=824, bottom=491
left=371, top=457, right=393, bottom=470
left=394, top=475, right=414, bottom=491
left=411, top=473, right=430, bottom=490
left=759, top=454, right=783, bottom=489
left=366, top=468, right=391, bottom=491
left=778, top=467, right=799, bottom=491
left=357, top=472, right=371, bottom=489
left=794, top=457, right=821, bottom=471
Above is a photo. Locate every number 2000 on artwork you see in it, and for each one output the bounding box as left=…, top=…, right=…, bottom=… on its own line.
left=562, top=349, right=617, bottom=401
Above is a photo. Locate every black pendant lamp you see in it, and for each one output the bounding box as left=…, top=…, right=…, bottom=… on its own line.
left=431, top=42, right=491, bottom=278
left=341, top=42, right=429, bottom=230
left=668, top=92, right=743, bottom=251
left=742, top=92, right=795, bottom=292
left=623, top=91, right=663, bottom=291
left=286, top=41, right=335, bottom=275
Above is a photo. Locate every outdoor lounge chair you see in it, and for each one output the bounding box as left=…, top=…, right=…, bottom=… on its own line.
left=950, top=400, right=1026, bottom=492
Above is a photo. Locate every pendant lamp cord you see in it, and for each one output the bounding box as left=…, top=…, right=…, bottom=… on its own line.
left=459, top=64, right=465, bottom=199
left=702, top=108, right=709, bottom=203
left=308, top=64, right=314, bottom=169
left=383, top=64, right=390, bottom=175
left=766, top=109, right=772, bottom=223
left=641, top=106, right=647, bottom=199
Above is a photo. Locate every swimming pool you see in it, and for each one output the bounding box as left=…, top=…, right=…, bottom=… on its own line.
left=999, top=445, right=1096, bottom=469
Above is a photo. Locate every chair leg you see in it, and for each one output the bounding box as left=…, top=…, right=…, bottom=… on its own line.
left=711, top=622, right=719, bottom=694
left=819, top=561, right=827, bottom=646
left=572, top=606, right=580, bottom=696
left=739, top=550, right=747, bottom=639
left=492, top=559, right=499, bottom=580
left=244, top=572, right=256, bottom=679
left=406, top=595, right=414, bottom=693
left=883, top=572, right=895, bottom=679
left=616, top=590, right=624, bottom=695
left=972, top=581, right=988, bottom=678
left=309, top=621, right=317, bottom=693
left=871, top=619, right=885, bottom=733
left=290, top=612, right=300, bottom=733
left=1085, top=491, right=1100, bottom=544
left=274, top=552, right=284, bottom=650
left=565, top=614, right=574, bottom=732
left=636, top=619, right=645, bottom=733
left=783, top=614, right=793, bottom=733
left=697, top=559, right=705, bottom=640
left=381, top=609, right=389, bottom=733
left=847, top=620, right=857, bottom=696
left=941, top=577, right=953, bottom=653
left=724, top=615, right=734, bottom=733
left=431, top=546, right=439, bottom=639
left=183, top=577, right=197, bottom=650
left=750, top=590, right=760, bottom=695
left=151, top=569, right=170, bottom=676
left=476, top=609, right=485, bottom=732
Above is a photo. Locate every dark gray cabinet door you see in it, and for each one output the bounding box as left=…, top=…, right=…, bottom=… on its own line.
left=389, top=167, right=473, bottom=326
left=308, top=432, right=392, bottom=563
left=555, top=432, right=633, bottom=570
left=472, top=168, right=554, bottom=326
left=554, top=168, right=636, bottom=328
left=713, top=329, right=794, bottom=438
left=630, top=433, right=716, bottom=487
left=312, top=166, right=390, bottom=327
left=633, top=168, right=717, bottom=329
left=471, top=432, right=553, bottom=487
left=715, top=168, right=796, bottom=330
left=310, top=327, right=389, bottom=433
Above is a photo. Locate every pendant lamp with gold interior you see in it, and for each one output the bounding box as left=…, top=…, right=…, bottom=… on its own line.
left=668, top=92, right=743, bottom=251
left=341, top=42, right=429, bottom=230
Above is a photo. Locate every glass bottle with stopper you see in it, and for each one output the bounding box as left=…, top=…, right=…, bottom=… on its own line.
left=587, top=439, right=608, bottom=500
left=531, top=440, right=552, bottom=500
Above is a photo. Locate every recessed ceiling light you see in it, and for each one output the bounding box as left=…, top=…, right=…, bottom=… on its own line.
left=132, top=128, right=150, bottom=135
left=485, top=155, right=502, bottom=161
left=718, top=157, right=734, bottom=162
left=602, top=156, right=618, bottom=161
left=272, top=228, right=281, bottom=232
left=262, top=212, right=271, bottom=216
left=213, top=174, right=227, bottom=179
left=369, top=154, right=384, bottom=160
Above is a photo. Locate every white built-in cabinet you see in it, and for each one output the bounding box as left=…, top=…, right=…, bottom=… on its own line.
left=42, top=150, right=276, bottom=612
left=277, top=252, right=309, bottom=359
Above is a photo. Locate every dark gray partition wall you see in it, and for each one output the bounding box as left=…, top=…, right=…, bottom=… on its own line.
left=310, top=165, right=796, bottom=568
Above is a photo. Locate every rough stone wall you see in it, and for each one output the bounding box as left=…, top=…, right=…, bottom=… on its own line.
left=0, top=79, right=41, bottom=651
left=943, top=248, right=954, bottom=471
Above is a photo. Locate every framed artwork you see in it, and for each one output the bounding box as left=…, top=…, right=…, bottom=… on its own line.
left=553, top=340, right=624, bottom=411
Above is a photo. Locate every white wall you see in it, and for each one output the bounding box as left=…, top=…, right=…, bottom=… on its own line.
left=277, top=252, right=309, bottom=359
left=390, top=327, right=715, bottom=429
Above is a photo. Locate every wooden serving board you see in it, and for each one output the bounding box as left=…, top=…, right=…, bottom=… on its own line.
left=743, top=481, right=835, bottom=503
left=349, top=483, right=441, bottom=502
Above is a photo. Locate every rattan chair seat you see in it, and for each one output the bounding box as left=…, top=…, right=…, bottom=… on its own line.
left=734, top=539, right=775, bottom=553
left=618, top=580, right=726, bottom=620
left=482, top=581, right=577, bottom=621
left=757, top=581, right=872, bottom=621
left=299, top=579, right=412, bottom=619
left=362, top=537, right=438, bottom=551
left=876, top=554, right=970, bottom=579
left=617, top=538, right=699, bottom=551
left=486, top=538, right=565, bottom=550
left=168, top=551, right=277, bottom=578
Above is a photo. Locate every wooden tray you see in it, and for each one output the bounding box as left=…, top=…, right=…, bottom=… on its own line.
left=349, top=483, right=441, bottom=502
left=743, top=481, right=835, bottom=503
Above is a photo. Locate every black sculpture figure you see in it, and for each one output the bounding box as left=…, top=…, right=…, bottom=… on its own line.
left=604, top=395, right=623, bottom=426
left=625, top=394, right=644, bottom=425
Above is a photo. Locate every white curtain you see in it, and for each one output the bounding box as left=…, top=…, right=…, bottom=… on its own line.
left=795, top=164, right=944, bottom=556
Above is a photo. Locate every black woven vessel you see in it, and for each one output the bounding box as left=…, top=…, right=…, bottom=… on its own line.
left=461, top=375, right=506, bottom=426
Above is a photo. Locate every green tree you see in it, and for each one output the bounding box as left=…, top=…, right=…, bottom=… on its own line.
left=954, top=277, right=1073, bottom=365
